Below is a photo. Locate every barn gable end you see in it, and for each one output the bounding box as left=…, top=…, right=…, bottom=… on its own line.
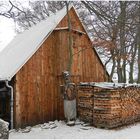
left=13, top=7, right=109, bottom=128
left=0, top=6, right=109, bottom=128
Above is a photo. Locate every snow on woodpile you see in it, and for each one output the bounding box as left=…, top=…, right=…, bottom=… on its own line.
left=79, top=82, right=140, bottom=89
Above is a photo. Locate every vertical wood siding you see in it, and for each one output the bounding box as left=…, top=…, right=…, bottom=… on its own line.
left=14, top=7, right=109, bottom=128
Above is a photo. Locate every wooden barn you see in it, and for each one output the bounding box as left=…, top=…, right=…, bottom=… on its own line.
left=0, top=5, right=109, bottom=129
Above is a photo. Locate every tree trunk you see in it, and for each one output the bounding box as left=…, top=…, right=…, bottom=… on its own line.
left=138, top=44, right=140, bottom=83
left=137, top=2, right=140, bottom=83
left=129, top=44, right=137, bottom=83
left=117, top=58, right=123, bottom=83
left=129, top=63, right=134, bottom=83
left=119, top=1, right=127, bottom=83
left=109, top=52, right=116, bottom=82
left=65, top=2, right=73, bottom=73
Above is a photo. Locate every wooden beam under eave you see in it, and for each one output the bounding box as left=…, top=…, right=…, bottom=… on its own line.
left=54, top=27, right=86, bottom=35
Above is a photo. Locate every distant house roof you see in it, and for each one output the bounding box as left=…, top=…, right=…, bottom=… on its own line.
left=0, top=5, right=108, bottom=81
left=0, top=5, right=73, bottom=81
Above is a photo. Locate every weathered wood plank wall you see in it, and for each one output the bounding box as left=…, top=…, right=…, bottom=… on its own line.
left=14, top=7, right=109, bottom=128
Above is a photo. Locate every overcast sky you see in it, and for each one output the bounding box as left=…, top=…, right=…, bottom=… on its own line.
left=0, top=16, right=15, bottom=52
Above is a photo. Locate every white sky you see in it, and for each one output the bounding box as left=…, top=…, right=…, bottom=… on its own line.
left=0, top=17, right=15, bottom=52
left=0, top=1, right=41, bottom=52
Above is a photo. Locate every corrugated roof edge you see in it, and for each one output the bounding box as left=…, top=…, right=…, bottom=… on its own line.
left=1, top=4, right=73, bottom=81
left=72, top=6, right=110, bottom=78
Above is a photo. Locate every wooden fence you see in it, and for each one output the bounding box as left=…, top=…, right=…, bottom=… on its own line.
left=77, top=84, right=140, bottom=129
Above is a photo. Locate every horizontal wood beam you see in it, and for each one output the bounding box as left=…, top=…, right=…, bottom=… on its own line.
left=54, top=27, right=86, bottom=35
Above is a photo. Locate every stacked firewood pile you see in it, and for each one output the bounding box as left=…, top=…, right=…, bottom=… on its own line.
left=77, top=83, right=140, bottom=129
left=120, top=87, right=140, bottom=125
left=77, top=85, right=94, bottom=124
left=93, top=88, right=122, bottom=128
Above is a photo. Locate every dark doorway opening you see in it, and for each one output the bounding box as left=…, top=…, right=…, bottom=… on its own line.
left=0, top=81, right=11, bottom=128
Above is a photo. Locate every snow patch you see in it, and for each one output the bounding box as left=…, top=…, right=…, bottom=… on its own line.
left=9, top=120, right=140, bottom=139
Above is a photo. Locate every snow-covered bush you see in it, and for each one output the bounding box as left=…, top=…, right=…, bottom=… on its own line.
left=0, top=119, right=9, bottom=139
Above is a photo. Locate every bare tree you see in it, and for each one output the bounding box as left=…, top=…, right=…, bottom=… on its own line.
left=81, top=1, right=139, bottom=83
left=0, top=1, right=65, bottom=32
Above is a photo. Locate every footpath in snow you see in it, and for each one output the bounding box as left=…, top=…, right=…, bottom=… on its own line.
left=9, top=120, right=140, bottom=139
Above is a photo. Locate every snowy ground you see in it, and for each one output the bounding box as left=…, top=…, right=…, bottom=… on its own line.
left=9, top=120, right=140, bottom=139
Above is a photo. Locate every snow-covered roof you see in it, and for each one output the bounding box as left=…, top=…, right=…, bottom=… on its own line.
left=0, top=5, right=109, bottom=81
left=0, top=5, right=72, bottom=81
